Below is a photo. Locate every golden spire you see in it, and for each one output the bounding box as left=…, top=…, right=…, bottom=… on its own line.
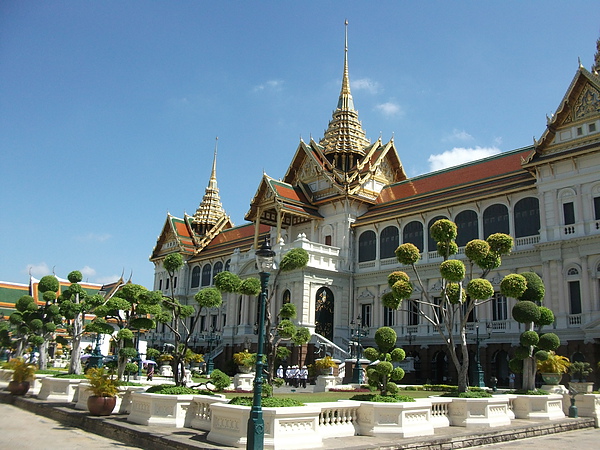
left=320, top=20, right=370, bottom=158
left=193, top=137, right=226, bottom=234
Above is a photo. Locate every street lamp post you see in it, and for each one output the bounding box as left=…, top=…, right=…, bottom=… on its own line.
left=473, top=321, right=491, bottom=388
left=205, top=328, right=219, bottom=376
left=247, top=237, right=275, bottom=450
left=350, top=315, right=369, bottom=384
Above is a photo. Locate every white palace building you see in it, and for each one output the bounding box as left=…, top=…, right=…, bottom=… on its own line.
left=149, top=31, right=600, bottom=387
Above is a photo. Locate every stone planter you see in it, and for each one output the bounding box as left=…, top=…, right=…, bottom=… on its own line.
left=127, top=392, right=196, bottom=427
left=237, top=365, right=253, bottom=374
left=314, top=375, right=337, bottom=392
left=447, top=396, right=512, bottom=428
left=354, top=399, right=435, bottom=437
left=37, top=377, right=84, bottom=402
left=233, top=373, right=254, bottom=391
left=569, top=381, right=594, bottom=394
left=75, top=384, right=147, bottom=414
left=208, top=402, right=324, bottom=449
left=511, top=394, right=565, bottom=420
left=565, top=393, right=600, bottom=426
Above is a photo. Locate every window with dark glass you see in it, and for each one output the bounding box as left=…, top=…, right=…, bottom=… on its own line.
left=361, top=304, right=372, bottom=327
left=224, top=259, right=231, bottom=271
left=402, top=221, right=424, bottom=252
left=165, top=278, right=170, bottom=290
left=483, top=204, right=509, bottom=237
left=455, top=210, right=478, bottom=246
left=594, top=197, right=600, bottom=220
left=380, top=226, right=399, bottom=259
left=569, top=280, right=582, bottom=314
left=213, top=261, right=223, bottom=280
left=325, top=235, right=332, bottom=246
left=358, top=230, right=377, bottom=262
left=492, top=293, right=508, bottom=321
left=282, top=289, right=291, bottom=304
left=191, top=266, right=201, bottom=288
left=563, top=202, right=575, bottom=225
left=427, top=216, right=447, bottom=252
left=514, top=197, right=540, bottom=238
left=201, top=264, right=212, bottom=286
left=408, top=301, right=420, bottom=326
left=383, top=306, right=395, bottom=327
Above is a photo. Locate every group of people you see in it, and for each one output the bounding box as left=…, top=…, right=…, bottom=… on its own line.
left=277, top=364, right=308, bottom=388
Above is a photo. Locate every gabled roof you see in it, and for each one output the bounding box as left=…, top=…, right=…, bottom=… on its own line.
left=245, top=174, right=323, bottom=224
left=356, top=147, right=535, bottom=225
left=524, top=65, right=600, bottom=165
left=188, top=222, right=270, bottom=261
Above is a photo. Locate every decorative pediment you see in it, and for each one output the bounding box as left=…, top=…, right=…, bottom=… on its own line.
left=525, top=67, right=600, bottom=162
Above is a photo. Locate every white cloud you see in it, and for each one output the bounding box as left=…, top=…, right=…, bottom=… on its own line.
left=79, top=266, right=97, bottom=279
left=428, top=146, right=501, bottom=172
left=25, top=262, right=51, bottom=278
left=375, top=101, right=404, bottom=118
left=252, top=79, right=284, bottom=92
left=75, top=232, right=111, bottom=243
left=351, top=78, right=380, bottom=94
left=443, top=129, right=474, bottom=142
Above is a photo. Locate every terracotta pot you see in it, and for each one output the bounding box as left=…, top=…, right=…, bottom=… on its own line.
left=8, top=380, right=30, bottom=396
left=87, top=395, right=117, bottom=416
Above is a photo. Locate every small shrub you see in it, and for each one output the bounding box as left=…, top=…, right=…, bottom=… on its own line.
left=228, top=396, right=304, bottom=407
left=440, top=390, right=493, bottom=398
left=349, top=393, right=416, bottom=403
left=145, top=384, right=205, bottom=395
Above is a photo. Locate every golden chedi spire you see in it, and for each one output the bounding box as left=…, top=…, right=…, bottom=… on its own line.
left=320, top=20, right=371, bottom=168
left=193, top=137, right=226, bottom=235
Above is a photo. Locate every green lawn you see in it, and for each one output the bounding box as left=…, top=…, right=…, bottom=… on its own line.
left=223, top=389, right=433, bottom=403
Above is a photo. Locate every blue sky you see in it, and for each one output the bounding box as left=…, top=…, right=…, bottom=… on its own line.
left=1, top=1, right=599, bottom=289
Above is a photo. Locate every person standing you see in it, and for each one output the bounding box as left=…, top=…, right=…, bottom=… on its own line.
left=147, top=364, right=154, bottom=381
left=299, top=365, right=308, bottom=388
left=277, top=365, right=284, bottom=379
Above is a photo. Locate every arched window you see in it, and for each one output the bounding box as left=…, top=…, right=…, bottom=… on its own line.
left=358, top=230, right=377, bottom=262
left=201, top=264, right=212, bottom=286
left=224, top=259, right=231, bottom=271
left=403, top=221, right=424, bottom=252
left=427, top=215, right=447, bottom=252
left=380, top=226, right=399, bottom=259
left=213, top=261, right=223, bottom=281
left=455, top=210, right=478, bottom=246
left=282, top=289, right=291, bottom=304
left=567, top=267, right=582, bottom=315
left=190, top=266, right=201, bottom=288
left=483, top=204, right=509, bottom=237
left=514, top=197, right=540, bottom=238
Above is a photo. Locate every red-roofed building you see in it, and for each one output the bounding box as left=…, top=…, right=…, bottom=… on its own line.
left=150, top=32, right=600, bottom=386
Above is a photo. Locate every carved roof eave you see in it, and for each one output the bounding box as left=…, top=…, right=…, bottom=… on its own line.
left=524, top=66, right=600, bottom=166
left=149, top=213, right=186, bottom=262
left=244, top=174, right=273, bottom=222
left=283, top=139, right=335, bottom=184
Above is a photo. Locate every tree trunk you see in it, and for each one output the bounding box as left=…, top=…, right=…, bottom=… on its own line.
left=69, top=313, right=83, bottom=374
left=38, top=340, right=48, bottom=370
left=521, top=322, right=536, bottom=391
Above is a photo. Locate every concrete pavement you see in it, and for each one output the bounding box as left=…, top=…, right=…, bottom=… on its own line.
left=0, top=402, right=142, bottom=450
left=0, top=389, right=598, bottom=449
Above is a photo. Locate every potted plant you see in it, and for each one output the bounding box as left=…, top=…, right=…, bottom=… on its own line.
left=6, top=357, right=36, bottom=395
left=569, top=361, right=594, bottom=393
left=184, top=349, right=204, bottom=370
left=314, top=356, right=337, bottom=375
left=85, top=367, right=121, bottom=416
left=536, top=351, right=570, bottom=385
left=233, top=350, right=255, bottom=373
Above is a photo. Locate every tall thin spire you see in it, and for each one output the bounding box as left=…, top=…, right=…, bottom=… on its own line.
left=193, top=137, right=226, bottom=234
left=337, top=19, right=354, bottom=110
left=321, top=20, right=370, bottom=157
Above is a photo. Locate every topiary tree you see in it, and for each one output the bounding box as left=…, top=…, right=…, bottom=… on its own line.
left=92, top=283, right=162, bottom=380
left=154, top=252, right=223, bottom=386
left=9, top=274, right=63, bottom=369
left=363, top=326, right=406, bottom=396
left=58, top=270, right=108, bottom=375
left=508, top=272, right=557, bottom=390
left=388, top=219, right=542, bottom=392
left=214, top=246, right=310, bottom=394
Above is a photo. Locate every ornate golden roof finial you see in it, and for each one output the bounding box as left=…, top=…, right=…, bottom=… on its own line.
left=592, top=34, right=600, bottom=75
